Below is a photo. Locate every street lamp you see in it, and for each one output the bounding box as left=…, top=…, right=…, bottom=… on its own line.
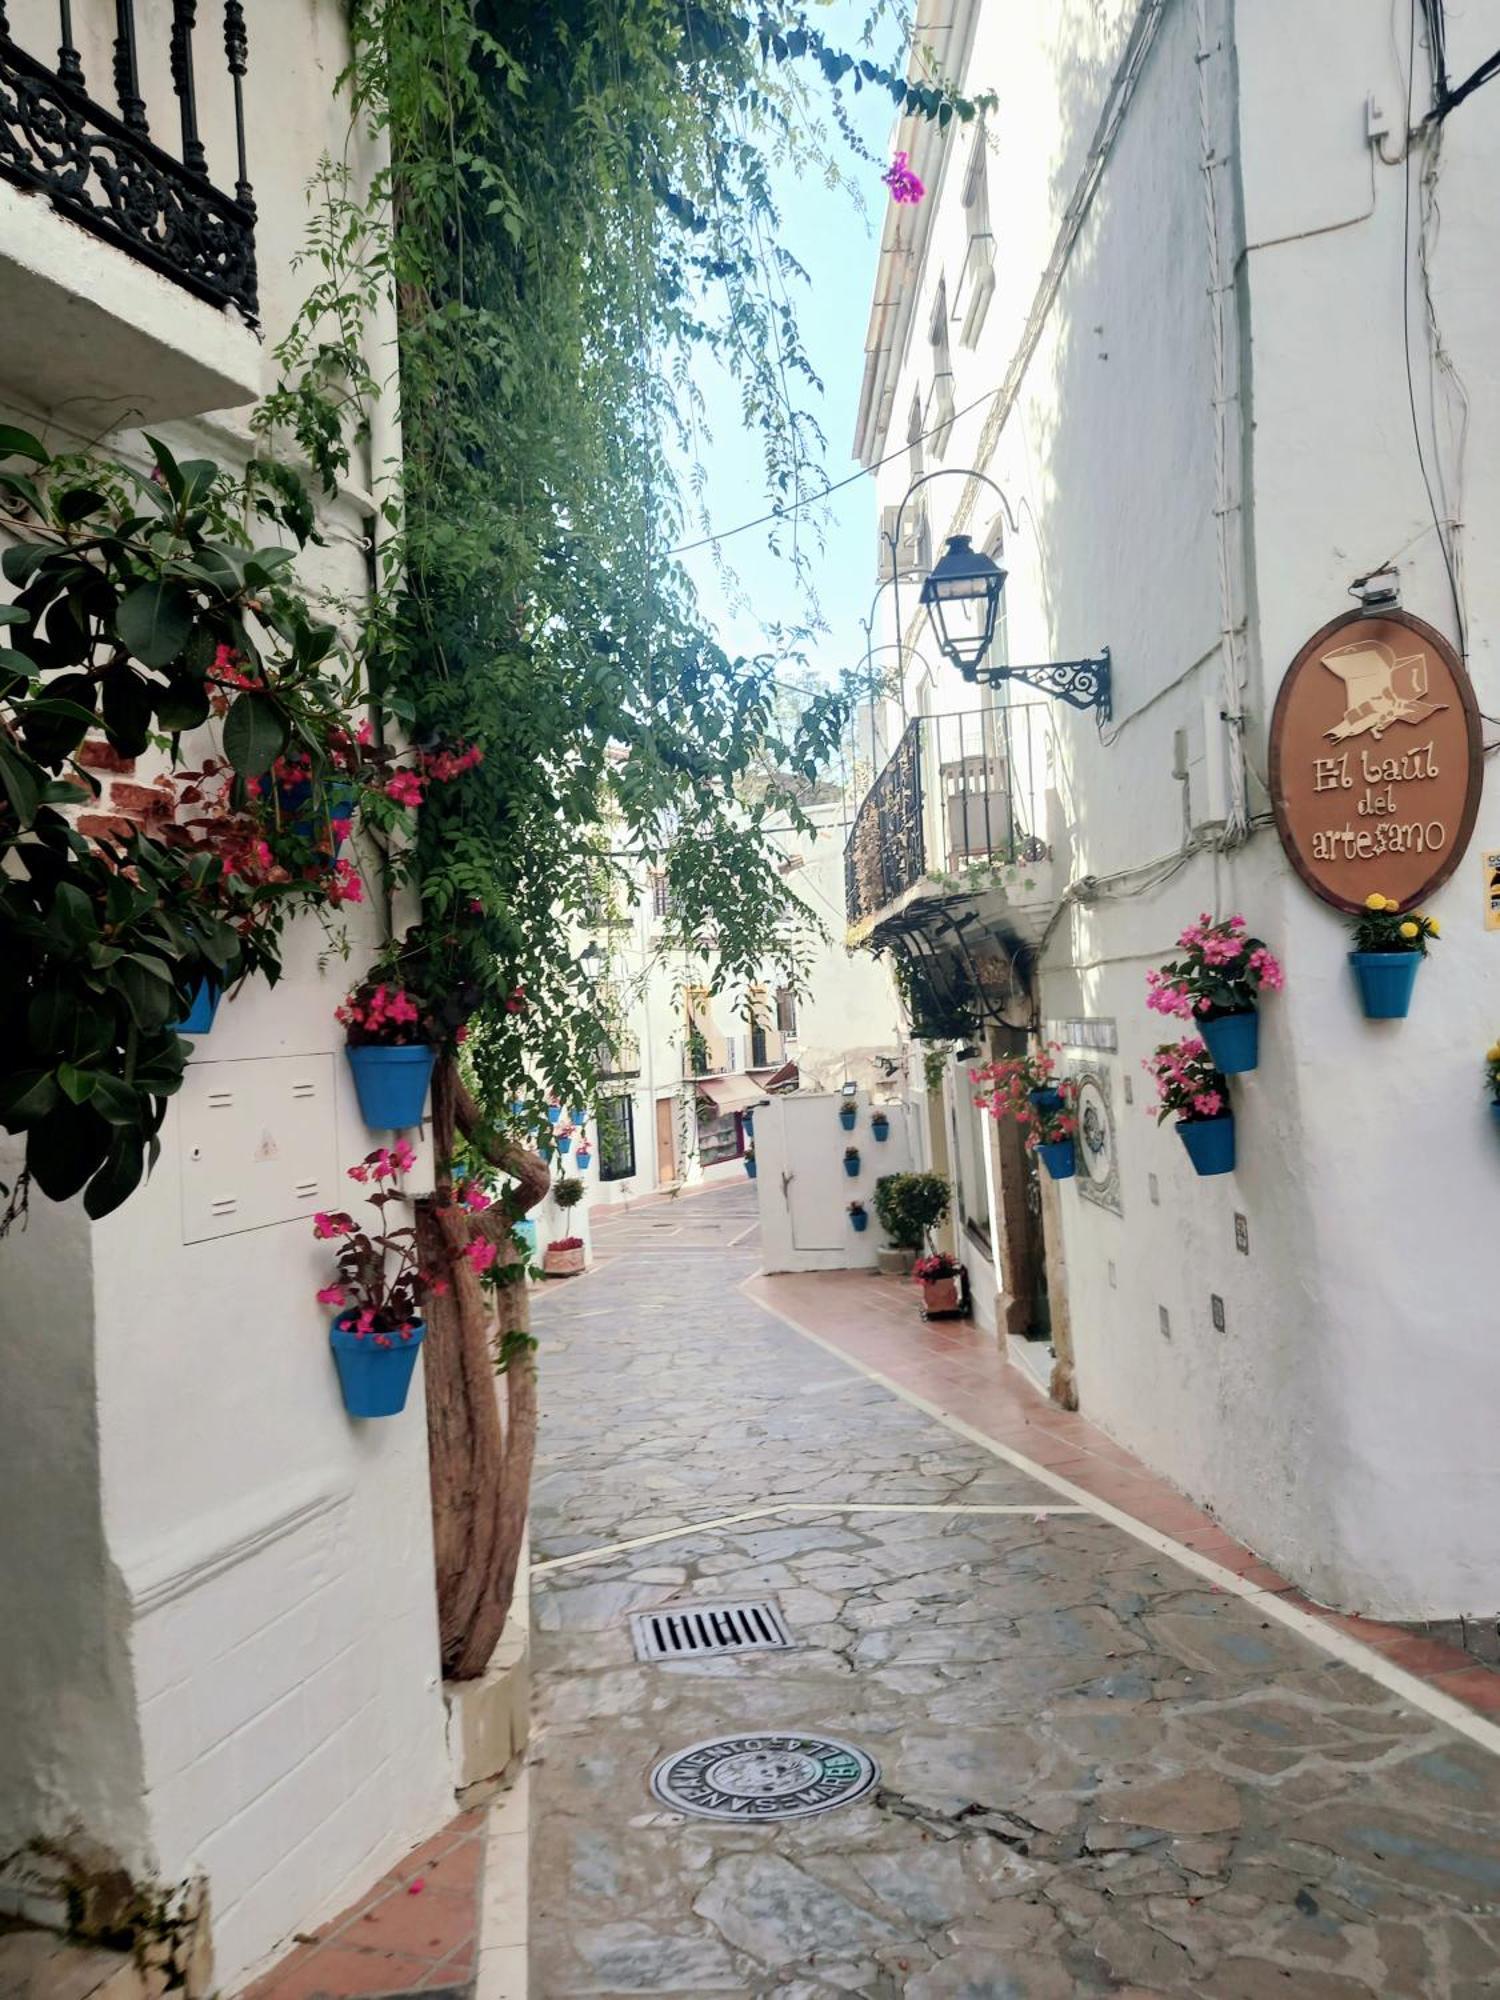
left=578, top=941, right=603, bottom=983
left=918, top=534, right=1006, bottom=678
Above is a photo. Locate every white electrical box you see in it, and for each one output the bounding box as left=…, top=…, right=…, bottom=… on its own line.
left=178, top=1055, right=341, bottom=1243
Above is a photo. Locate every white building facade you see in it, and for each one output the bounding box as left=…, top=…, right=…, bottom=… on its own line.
left=851, top=0, right=1500, bottom=1631
left=0, top=5, right=453, bottom=1987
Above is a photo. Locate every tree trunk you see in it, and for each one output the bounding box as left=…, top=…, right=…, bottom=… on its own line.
left=419, top=1055, right=549, bottom=1681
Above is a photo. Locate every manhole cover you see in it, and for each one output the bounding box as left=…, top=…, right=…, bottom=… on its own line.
left=650, top=1733, right=878, bottom=1821
left=630, top=1599, right=792, bottom=1663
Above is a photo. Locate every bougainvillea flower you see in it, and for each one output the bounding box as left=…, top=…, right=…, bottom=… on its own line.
left=465, top=1239, right=498, bottom=1274
left=882, top=150, right=925, bottom=204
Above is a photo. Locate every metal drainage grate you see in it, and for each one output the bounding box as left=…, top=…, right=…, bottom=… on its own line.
left=651, top=1733, right=879, bottom=1821
left=629, top=1598, right=793, bottom=1663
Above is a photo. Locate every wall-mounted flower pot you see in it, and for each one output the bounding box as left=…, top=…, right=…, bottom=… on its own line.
left=1492, top=1102, right=1500, bottom=1130
left=1037, top=1139, right=1076, bottom=1181
left=744, top=1157, right=757, bottom=1180
left=871, top=1116, right=890, bottom=1142
left=575, top=1147, right=593, bottom=1169
left=511, top=1097, right=527, bottom=1117
left=743, top=1110, right=754, bottom=1137
left=920, top=1276, right=961, bottom=1315
left=555, top=1133, right=573, bottom=1156
left=569, top=1107, right=587, bottom=1125
left=1350, top=951, right=1420, bottom=1019
left=346, top=1043, right=435, bottom=1130
left=174, top=978, right=220, bottom=1036
left=843, top=1151, right=861, bottom=1178
left=543, top=1243, right=586, bottom=1277
left=546, top=1104, right=563, bottom=1124
left=1199, top=1010, right=1259, bottom=1074
left=1177, top=1114, right=1235, bottom=1177
left=850, top=1210, right=869, bottom=1233
left=838, top=1105, right=857, bottom=1131
left=515, top=1218, right=539, bottom=1263
left=330, top=1318, right=426, bottom=1419
left=1028, top=1087, right=1064, bottom=1114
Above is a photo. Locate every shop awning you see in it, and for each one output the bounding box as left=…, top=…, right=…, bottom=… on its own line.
left=696, top=1073, right=767, bottom=1116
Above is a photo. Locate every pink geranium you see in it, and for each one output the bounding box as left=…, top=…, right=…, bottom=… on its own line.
left=1146, top=914, right=1283, bottom=1022
left=316, top=1148, right=435, bottom=1338
left=882, top=150, right=925, bottom=204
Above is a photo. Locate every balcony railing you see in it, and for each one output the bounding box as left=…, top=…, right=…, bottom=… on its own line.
left=845, top=703, right=1051, bottom=929
left=0, top=2, right=257, bottom=320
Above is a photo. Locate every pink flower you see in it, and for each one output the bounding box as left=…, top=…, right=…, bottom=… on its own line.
left=384, top=769, right=426, bottom=809
left=313, top=1211, right=344, bottom=1240
left=356, top=719, right=375, bottom=747
left=393, top=1138, right=417, bottom=1172
left=1193, top=1091, right=1224, bottom=1118
left=461, top=1182, right=491, bottom=1213
left=882, top=150, right=925, bottom=204
left=316, top=1285, right=346, bottom=1307
left=347, top=1163, right=370, bottom=1183
left=465, top=1239, right=497, bottom=1274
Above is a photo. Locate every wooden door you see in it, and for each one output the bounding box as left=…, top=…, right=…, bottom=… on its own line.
left=655, top=1096, right=678, bottom=1185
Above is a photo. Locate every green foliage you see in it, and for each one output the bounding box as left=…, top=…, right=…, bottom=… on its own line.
left=872, top=1170, right=950, bottom=1250
left=552, top=1174, right=585, bottom=1210
left=0, top=433, right=364, bottom=1216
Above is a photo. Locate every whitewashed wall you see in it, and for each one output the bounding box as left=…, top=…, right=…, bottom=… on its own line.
left=0, top=3, right=452, bottom=1986
left=863, top=0, right=1500, bottom=1618
left=753, top=1091, right=915, bottom=1273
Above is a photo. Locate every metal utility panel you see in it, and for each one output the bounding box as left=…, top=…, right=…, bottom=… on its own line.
left=179, top=1055, right=341, bottom=1243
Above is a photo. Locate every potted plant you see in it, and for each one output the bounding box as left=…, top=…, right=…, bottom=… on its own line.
left=870, top=1109, right=891, bottom=1141
left=872, top=1171, right=951, bottom=1275
left=543, top=1234, right=586, bottom=1276
left=556, top=1128, right=573, bottom=1156
left=744, top=1146, right=757, bottom=1180
left=314, top=1141, right=430, bottom=1418
left=972, top=1043, right=1066, bottom=1116
left=1029, top=1098, right=1078, bottom=1181
left=175, top=976, right=224, bottom=1037
left=843, top=1145, right=861, bottom=1178
left=1489, top=1041, right=1500, bottom=1128
left=1348, top=894, right=1439, bottom=1018
left=337, top=977, right=435, bottom=1130
left=1146, top=913, right=1284, bottom=1073
left=913, top=1251, right=963, bottom=1317
left=1145, top=1037, right=1235, bottom=1176
left=839, top=1100, right=858, bottom=1131
left=848, top=1200, right=869, bottom=1234
left=553, top=1173, right=585, bottom=1219
left=575, top=1138, right=593, bottom=1169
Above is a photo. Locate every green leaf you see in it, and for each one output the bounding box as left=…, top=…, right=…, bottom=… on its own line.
left=27, top=1098, right=111, bottom=1202
left=86, top=1072, right=145, bottom=1126
left=142, top=433, right=184, bottom=499
left=57, top=1061, right=97, bottom=1105
left=0, top=424, right=49, bottom=465
left=99, top=668, right=155, bottom=756
left=0, top=737, right=42, bottom=827
left=115, top=580, right=194, bottom=668
left=0, top=1069, right=58, bottom=1129
left=154, top=675, right=212, bottom=733
left=51, top=880, right=97, bottom=948
left=57, top=486, right=107, bottom=524
left=84, top=1130, right=148, bottom=1218
left=223, top=691, right=288, bottom=776
left=1, top=543, right=52, bottom=586
left=117, top=954, right=175, bottom=1031
left=0, top=605, right=31, bottom=626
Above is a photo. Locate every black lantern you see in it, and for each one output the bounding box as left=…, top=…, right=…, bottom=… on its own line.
left=578, top=941, right=604, bottom=983
left=919, top=534, right=1006, bottom=679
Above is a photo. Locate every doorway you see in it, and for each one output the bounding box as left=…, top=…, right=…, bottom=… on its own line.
left=655, top=1096, right=678, bottom=1186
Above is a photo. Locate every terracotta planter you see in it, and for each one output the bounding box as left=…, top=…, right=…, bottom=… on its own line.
left=542, top=1244, right=586, bottom=1277
left=920, top=1276, right=961, bottom=1314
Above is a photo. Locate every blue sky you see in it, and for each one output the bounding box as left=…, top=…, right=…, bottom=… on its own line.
left=673, top=1, right=906, bottom=694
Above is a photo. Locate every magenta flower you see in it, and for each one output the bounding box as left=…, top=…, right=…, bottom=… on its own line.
left=882, top=150, right=925, bottom=204
left=317, top=1285, right=346, bottom=1308
left=393, top=1138, right=417, bottom=1172
left=466, top=1239, right=498, bottom=1275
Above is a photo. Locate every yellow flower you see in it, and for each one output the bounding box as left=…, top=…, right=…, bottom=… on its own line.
left=1399, top=921, right=1419, bottom=940
left=1426, top=916, right=1441, bottom=935
left=1487, top=1044, right=1500, bottom=1063
left=1364, top=892, right=1387, bottom=911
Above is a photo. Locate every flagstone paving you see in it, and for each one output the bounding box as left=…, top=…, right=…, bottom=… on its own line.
left=530, top=1184, right=1500, bottom=1997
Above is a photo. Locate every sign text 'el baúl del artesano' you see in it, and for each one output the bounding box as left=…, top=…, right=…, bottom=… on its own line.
left=1268, top=609, right=1482, bottom=914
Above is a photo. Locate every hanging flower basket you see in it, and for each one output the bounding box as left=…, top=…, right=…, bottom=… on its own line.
left=848, top=1202, right=869, bottom=1233
left=839, top=1104, right=857, bottom=1131
left=575, top=1147, right=593, bottom=1169
left=871, top=1112, right=890, bottom=1141
left=1177, top=1115, right=1236, bottom=1177
left=330, top=1318, right=426, bottom=1418
left=1037, top=1138, right=1077, bottom=1181
left=347, top=1044, right=435, bottom=1130
left=1198, top=1011, right=1259, bottom=1075
left=742, top=1109, right=754, bottom=1137
left=555, top=1131, right=573, bottom=1156
left=843, top=1147, right=861, bottom=1178
left=1027, top=1087, right=1065, bottom=1115
left=1347, top=897, right=1438, bottom=1018
left=744, top=1152, right=757, bottom=1180
left=174, top=977, right=220, bottom=1036
left=546, top=1103, right=563, bottom=1124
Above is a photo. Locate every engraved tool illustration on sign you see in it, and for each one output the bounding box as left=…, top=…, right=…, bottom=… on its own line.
left=1268, top=609, right=1482, bottom=915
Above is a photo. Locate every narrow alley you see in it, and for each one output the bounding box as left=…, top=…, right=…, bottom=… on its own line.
left=529, top=1185, right=1500, bottom=1998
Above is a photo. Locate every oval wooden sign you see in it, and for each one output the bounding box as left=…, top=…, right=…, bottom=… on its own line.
left=1268, top=608, right=1483, bottom=915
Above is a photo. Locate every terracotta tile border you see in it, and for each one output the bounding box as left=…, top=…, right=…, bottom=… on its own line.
left=741, top=1266, right=1500, bottom=1725
left=239, top=1812, right=487, bottom=2000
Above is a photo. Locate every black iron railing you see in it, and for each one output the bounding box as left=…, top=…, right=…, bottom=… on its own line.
left=845, top=704, right=1049, bottom=928
left=0, top=2, right=257, bottom=321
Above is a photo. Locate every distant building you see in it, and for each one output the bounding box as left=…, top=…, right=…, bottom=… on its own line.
left=849, top=0, right=1500, bottom=1633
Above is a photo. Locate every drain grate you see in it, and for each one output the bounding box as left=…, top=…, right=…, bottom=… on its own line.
left=651, top=1733, right=879, bottom=1821
left=629, top=1598, right=792, bottom=1663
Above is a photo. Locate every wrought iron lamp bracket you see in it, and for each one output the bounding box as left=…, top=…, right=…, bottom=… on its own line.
left=972, top=649, right=1111, bottom=718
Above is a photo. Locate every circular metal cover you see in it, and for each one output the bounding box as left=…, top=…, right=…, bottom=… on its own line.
left=650, top=1733, right=878, bottom=1822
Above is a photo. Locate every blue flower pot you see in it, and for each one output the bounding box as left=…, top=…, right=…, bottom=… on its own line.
left=346, top=1043, right=435, bottom=1129
left=1028, top=1087, right=1064, bottom=1115
left=515, top=1218, right=538, bottom=1263
left=570, top=1107, right=587, bottom=1125
left=871, top=1118, right=890, bottom=1142
left=330, top=1317, right=425, bottom=1418
left=1178, top=1114, right=1235, bottom=1176
left=745, top=1157, right=757, bottom=1180
left=743, top=1111, right=754, bottom=1137
left=1350, top=950, right=1420, bottom=1019
left=1200, top=1010, right=1259, bottom=1075
left=556, top=1133, right=572, bottom=1156
left=839, top=1106, right=857, bottom=1131
left=843, top=1153, right=860, bottom=1178
left=850, top=1210, right=869, bottom=1233
left=575, top=1148, right=593, bottom=1169
left=1038, top=1138, right=1076, bottom=1181
left=546, top=1105, right=562, bottom=1125
left=511, top=1097, right=527, bottom=1117
left=278, top=778, right=356, bottom=855
left=1492, top=1102, right=1500, bottom=1129
left=174, top=977, right=220, bottom=1036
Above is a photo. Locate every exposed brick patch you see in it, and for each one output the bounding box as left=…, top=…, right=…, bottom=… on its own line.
left=76, top=739, right=136, bottom=774
left=109, top=779, right=176, bottom=821
left=77, top=813, right=136, bottom=842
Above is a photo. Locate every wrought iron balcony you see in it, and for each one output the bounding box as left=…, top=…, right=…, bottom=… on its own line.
left=0, top=2, right=257, bottom=321
left=845, top=703, right=1051, bottom=931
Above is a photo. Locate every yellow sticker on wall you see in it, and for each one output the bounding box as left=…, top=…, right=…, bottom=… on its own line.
left=1485, top=851, right=1500, bottom=931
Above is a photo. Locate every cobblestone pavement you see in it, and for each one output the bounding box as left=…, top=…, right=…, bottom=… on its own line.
left=529, top=1186, right=1500, bottom=1997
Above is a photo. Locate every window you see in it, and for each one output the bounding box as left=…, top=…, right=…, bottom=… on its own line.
left=598, top=1094, right=636, bottom=1181
left=906, top=390, right=925, bottom=485
left=750, top=1025, right=769, bottom=1067
left=925, top=281, right=956, bottom=455
left=775, top=986, right=797, bottom=1036
left=651, top=872, right=673, bottom=919
left=955, top=125, right=996, bottom=349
